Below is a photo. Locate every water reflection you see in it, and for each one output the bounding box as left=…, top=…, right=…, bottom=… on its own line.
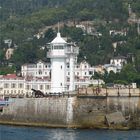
left=0, top=125, right=140, bottom=140
left=50, top=129, right=77, bottom=140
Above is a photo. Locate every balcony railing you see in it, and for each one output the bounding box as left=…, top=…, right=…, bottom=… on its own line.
left=47, top=51, right=67, bottom=58
left=65, top=46, right=79, bottom=54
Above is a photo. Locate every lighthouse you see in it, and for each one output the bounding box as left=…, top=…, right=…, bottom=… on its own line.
left=47, top=31, right=79, bottom=93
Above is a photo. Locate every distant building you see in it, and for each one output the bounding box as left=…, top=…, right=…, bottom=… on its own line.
left=109, top=30, right=127, bottom=36
left=110, top=56, right=127, bottom=68
left=21, top=60, right=51, bottom=78
left=107, top=56, right=127, bottom=73
left=76, top=24, right=86, bottom=32
left=0, top=74, right=50, bottom=96
left=4, top=39, right=12, bottom=47
left=5, top=48, right=14, bottom=60
left=94, top=65, right=104, bottom=74
left=104, top=64, right=117, bottom=73
left=0, top=60, right=96, bottom=96
left=21, top=60, right=95, bottom=85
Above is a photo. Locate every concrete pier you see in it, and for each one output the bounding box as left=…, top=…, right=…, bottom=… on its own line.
left=1, top=95, right=140, bottom=129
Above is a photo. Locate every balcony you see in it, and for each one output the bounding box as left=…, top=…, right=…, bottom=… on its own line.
left=47, top=50, right=67, bottom=58
left=65, top=46, right=79, bottom=55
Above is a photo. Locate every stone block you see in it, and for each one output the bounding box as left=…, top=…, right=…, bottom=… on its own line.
left=105, top=111, right=125, bottom=126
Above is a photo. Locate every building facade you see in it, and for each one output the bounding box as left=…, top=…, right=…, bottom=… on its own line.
left=110, top=56, right=127, bottom=72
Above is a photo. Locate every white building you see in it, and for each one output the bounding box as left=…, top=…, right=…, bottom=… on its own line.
left=104, top=64, right=117, bottom=73
left=21, top=60, right=51, bottom=78
left=5, top=48, right=14, bottom=60
left=103, top=56, right=127, bottom=73
left=21, top=60, right=95, bottom=84
left=110, top=56, right=127, bottom=69
left=0, top=74, right=51, bottom=97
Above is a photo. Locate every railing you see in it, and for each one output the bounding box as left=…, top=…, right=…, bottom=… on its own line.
left=47, top=46, right=79, bottom=58
left=77, top=87, right=140, bottom=97
left=65, top=46, right=79, bottom=54
left=47, top=51, right=67, bottom=58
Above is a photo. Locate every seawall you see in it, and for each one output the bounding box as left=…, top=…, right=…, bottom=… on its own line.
left=0, top=96, right=140, bottom=129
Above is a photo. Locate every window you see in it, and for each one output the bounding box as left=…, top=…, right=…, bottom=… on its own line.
left=75, top=85, right=78, bottom=90
left=67, top=85, right=69, bottom=90
left=26, top=85, right=30, bottom=90
left=89, top=71, right=93, bottom=75
left=4, top=83, right=9, bottom=88
left=68, top=72, right=70, bottom=75
left=85, top=72, right=87, bottom=75
left=61, top=65, right=62, bottom=69
left=40, top=85, right=43, bottom=90
left=67, top=78, right=70, bottom=82
left=19, top=83, right=23, bottom=88
left=85, top=65, right=87, bottom=68
left=11, top=83, right=16, bottom=88
left=45, top=85, right=50, bottom=90
left=54, top=45, right=64, bottom=50
left=39, top=70, right=42, bottom=75
left=77, top=72, right=79, bottom=75
left=60, top=83, right=62, bottom=86
left=67, top=65, right=69, bottom=68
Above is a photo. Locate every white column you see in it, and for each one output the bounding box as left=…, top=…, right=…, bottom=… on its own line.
left=69, top=54, right=75, bottom=91
left=51, top=58, right=66, bottom=93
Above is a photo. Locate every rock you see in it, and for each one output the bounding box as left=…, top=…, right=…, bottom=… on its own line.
left=105, top=112, right=126, bottom=126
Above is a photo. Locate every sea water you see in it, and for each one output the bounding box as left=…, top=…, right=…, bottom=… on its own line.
left=0, top=125, right=140, bottom=140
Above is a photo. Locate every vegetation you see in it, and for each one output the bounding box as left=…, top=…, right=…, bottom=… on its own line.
left=0, top=0, right=140, bottom=85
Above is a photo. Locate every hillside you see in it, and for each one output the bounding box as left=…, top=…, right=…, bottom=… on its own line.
left=0, top=0, right=140, bottom=85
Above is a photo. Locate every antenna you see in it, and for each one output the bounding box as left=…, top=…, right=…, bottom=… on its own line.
left=58, top=22, right=60, bottom=33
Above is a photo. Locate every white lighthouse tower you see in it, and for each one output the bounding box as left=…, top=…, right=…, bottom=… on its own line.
left=47, top=31, right=79, bottom=93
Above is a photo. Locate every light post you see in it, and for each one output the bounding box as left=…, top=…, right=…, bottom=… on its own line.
left=106, top=85, right=108, bottom=97
left=117, top=87, right=120, bottom=97
left=129, top=84, right=131, bottom=97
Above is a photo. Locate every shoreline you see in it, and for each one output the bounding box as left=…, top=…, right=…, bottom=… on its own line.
left=0, top=97, right=140, bottom=130
left=0, top=120, right=135, bottom=130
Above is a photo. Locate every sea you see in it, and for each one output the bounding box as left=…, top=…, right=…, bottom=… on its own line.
left=0, top=125, right=140, bottom=140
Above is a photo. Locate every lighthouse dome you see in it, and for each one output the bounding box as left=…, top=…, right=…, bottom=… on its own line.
left=51, top=32, right=67, bottom=44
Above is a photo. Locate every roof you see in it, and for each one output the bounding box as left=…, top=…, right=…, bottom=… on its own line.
left=1, top=74, right=24, bottom=80
left=112, top=56, right=127, bottom=60
left=51, top=32, right=67, bottom=44
left=3, top=74, right=17, bottom=79
left=104, top=64, right=116, bottom=68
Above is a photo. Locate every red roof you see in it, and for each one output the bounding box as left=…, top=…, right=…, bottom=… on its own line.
left=3, top=74, right=17, bottom=79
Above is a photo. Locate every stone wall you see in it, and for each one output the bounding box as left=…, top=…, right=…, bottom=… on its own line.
left=0, top=97, right=75, bottom=126
left=1, top=96, right=140, bottom=129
